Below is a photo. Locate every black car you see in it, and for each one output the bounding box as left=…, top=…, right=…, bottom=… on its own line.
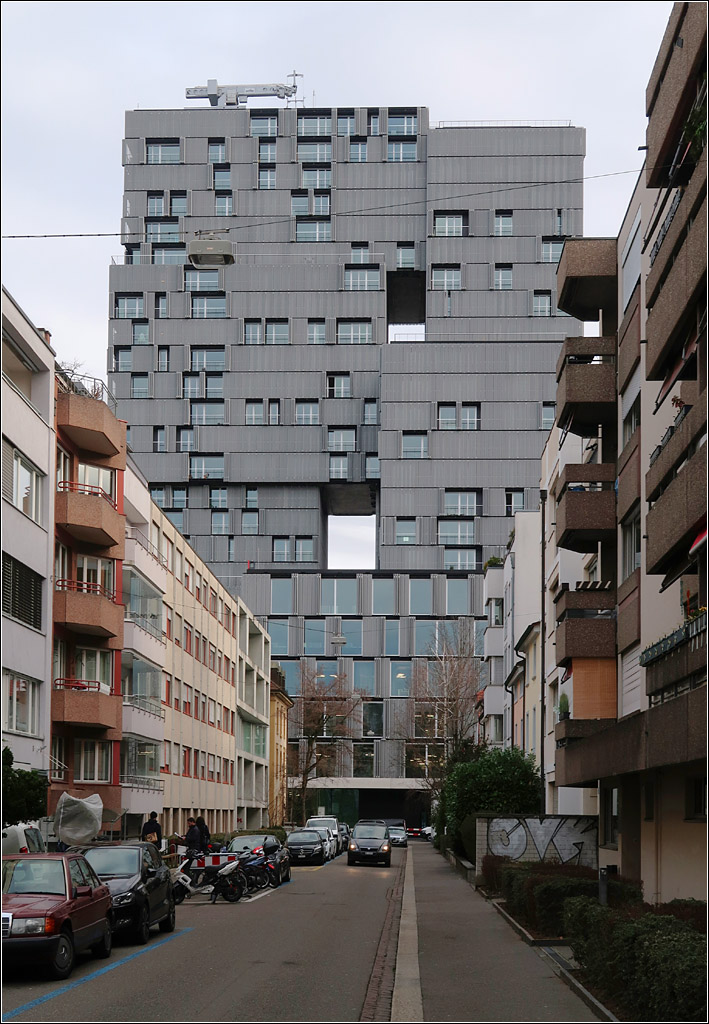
left=73, top=842, right=175, bottom=944
left=226, top=834, right=291, bottom=884
left=285, top=829, right=326, bottom=865
left=347, top=823, right=391, bottom=867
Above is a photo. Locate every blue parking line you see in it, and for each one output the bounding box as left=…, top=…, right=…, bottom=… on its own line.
left=2, top=929, right=193, bottom=1021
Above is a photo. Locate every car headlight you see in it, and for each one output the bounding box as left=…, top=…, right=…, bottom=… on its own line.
left=111, top=891, right=135, bottom=907
left=349, top=842, right=357, bottom=850
left=11, top=917, right=48, bottom=936
left=381, top=844, right=390, bottom=852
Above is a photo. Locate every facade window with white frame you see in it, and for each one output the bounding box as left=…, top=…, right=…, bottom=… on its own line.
left=542, top=240, right=564, bottom=263
left=494, top=264, right=513, bottom=290
left=533, top=291, right=552, bottom=316
left=494, top=210, right=513, bottom=236
left=437, top=404, right=456, bottom=430
left=296, top=220, right=331, bottom=242
left=622, top=508, right=642, bottom=580
left=337, top=321, right=372, bottom=344
left=445, top=489, right=482, bottom=515
left=431, top=266, right=461, bottom=290
left=402, top=433, right=428, bottom=459
left=245, top=401, right=264, bottom=425
left=296, top=400, right=319, bottom=425
left=2, top=671, right=41, bottom=735
left=434, top=213, right=466, bottom=237
left=396, top=519, right=416, bottom=544
left=327, top=374, right=350, bottom=398
left=344, top=268, right=380, bottom=291
left=273, top=537, right=291, bottom=562
left=461, top=403, right=480, bottom=430
left=3, top=442, right=43, bottom=525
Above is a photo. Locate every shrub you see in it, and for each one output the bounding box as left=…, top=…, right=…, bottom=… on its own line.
left=480, top=854, right=510, bottom=892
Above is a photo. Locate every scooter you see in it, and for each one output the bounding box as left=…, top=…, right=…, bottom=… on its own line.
left=173, top=851, right=227, bottom=903
left=209, top=859, right=244, bottom=903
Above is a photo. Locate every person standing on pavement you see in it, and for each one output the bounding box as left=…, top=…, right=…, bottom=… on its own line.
left=140, top=811, right=162, bottom=848
left=195, top=815, right=211, bottom=852
left=183, top=817, right=202, bottom=855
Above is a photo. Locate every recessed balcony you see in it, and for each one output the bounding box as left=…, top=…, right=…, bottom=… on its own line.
left=556, top=337, right=617, bottom=436
left=53, top=581, right=124, bottom=639
left=55, top=482, right=125, bottom=551
left=646, top=445, right=707, bottom=578
left=556, top=464, right=616, bottom=553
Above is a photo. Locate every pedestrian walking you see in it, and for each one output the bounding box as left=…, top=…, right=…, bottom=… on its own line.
left=140, top=810, right=162, bottom=848
left=195, top=815, right=211, bottom=852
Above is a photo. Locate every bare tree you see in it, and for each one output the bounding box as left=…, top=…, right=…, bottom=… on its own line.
left=287, top=663, right=361, bottom=824
left=405, top=619, right=484, bottom=799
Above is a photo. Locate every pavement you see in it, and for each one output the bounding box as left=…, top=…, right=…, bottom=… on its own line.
left=392, top=841, right=602, bottom=1023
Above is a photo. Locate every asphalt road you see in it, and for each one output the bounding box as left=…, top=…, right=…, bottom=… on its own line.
left=2, top=850, right=402, bottom=1023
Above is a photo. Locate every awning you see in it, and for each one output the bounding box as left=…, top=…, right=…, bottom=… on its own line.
left=689, top=528, right=707, bottom=557
left=654, top=332, right=698, bottom=412
left=660, top=551, right=699, bottom=593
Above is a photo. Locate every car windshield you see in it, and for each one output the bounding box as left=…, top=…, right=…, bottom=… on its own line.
left=288, top=832, right=320, bottom=844
left=83, top=847, right=140, bottom=877
left=2, top=858, right=67, bottom=896
left=389, top=828, right=405, bottom=837
left=307, top=819, right=335, bottom=829
left=353, top=825, right=387, bottom=840
left=313, top=828, right=330, bottom=841
left=227, top=836, right=267, bottom=853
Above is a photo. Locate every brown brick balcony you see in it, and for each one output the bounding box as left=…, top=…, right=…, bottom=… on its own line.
left=642, top=614, right=707, bottom=698
left=51, top=680, right=122, bottom=731
left=555, top=587, right=616, bottom=668
left=56, top=386, right=124, bottom=457
left=646, top=2, right=707, bottom=189
left=556, top=238, right=617, bottom=321
left=556, top=337, right=617, bottom=436
left=53, top=581, right=124, bottom=639
left=645, top=445, right=707, bottom=578
left=556, top=463, right=617, bottom=553
left=55, top=482, right=125, bottom=552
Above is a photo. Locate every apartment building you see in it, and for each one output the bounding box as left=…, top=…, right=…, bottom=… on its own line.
left=269, top=664, right=293, bottom=826
left=2, top=289, right=56, bottom=776
left=107, top=95, right=584, bottom=820
left=552, top=1, right=706, bottom=900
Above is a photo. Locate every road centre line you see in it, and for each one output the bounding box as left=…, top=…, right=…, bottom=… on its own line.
left=391, top=850, right=424, bottom=1021
left=2, top=929, right=193, bottom=1021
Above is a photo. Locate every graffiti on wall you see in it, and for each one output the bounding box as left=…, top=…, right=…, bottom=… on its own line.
left=485, top=816, right=598, bottom=868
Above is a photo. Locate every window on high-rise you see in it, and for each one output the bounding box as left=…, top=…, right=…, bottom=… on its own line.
left=157, top=347, right=169, bottom=371
left=397, top=244, right=415, bottom=269
left=363, top=400, right=378, bottom=425
left=191, top=295, right=226, bottom=318
left=215, top=193, right=233, bottom=216
left=250, top=116, right=277, bottom=138
left=542, top=239, right=564, bottom=263
left=434, top=213, right=466, bottom=237
left=152, top=247, right=186, bottom=265
left=461, top=403, right=481, bottom=430
left=190, top=456, right=223, bottom=480
left=265, top=321, right=289, bottom=345
left=388, top=141, right=417, bottom=162
left=130, top=374, right=149, bottom=399
left=437, top=404, right=456, bottom=430
left=208, top=139, right=226, bottom=163
left=210, top=487, right=228, bottom=508
left=533, top=291, right=552, bottom=316
left=191, top=347, right=225, bottom=371
left=147, top=140, right=180, bottom=164
left=273, top=537, right=291, bottom=562
left=114, top=348, right=131, bottom=372
left=302, top=167, right=331, bottom=188
left=391, top=662, right=412, bottom=697
left=396, top=519, right=416, bottom=545
left=402, top=432, right=428, bottom=459
left=365, top=455, right=380, bottom=479
left=2, top=554, right=42, bottom=630
left=147, top=193, right=164, bottom=216
left=153, top=427, right=166, bottom=453
left=444, top=548, right=481, bottom=570
left=259, top=140, right=276, bottom=162
left=155, top=294, right=167, bottom=318
left=445, top=490, right=482, bottom=516
left=185, top=269, right=219, bottom=292
left=297, top=115, right=332, bottom=137
left=170, top=192, right=187, bottom=215
left=212, top=512, right=229, bottom=535
left=542, top=403, right=556, bottom=431
left=245, top=488, right=258, bottom=509
left=350, top=141, right=367, bottom=162
left=295, top=537, right=314, bottom=562
left=388, top=114, right=417, bottom=136
left=269, top=400, right=280, bottom=425
left=296, top=220, right=331, bottom=242
left=506, top=489, right=525, bottom=516
left=327, top=374, right=350, bottom=398
left=438, top=520, right=475, bottom=545
left=368, top=112, right=380, bottom=136
left=296, top=400, right=319, bottom=425
left=329, top=455, right=348, bottom=479
left=494, top=210, right=513, bottom=236
left=291, top=193, right=309, bottom=217
left=337, top=321, right=373, bottom=344
left=146, top=220, right=180, bottom=243
left=313, top=193, right=330, bottom=216
left=178, top=428, right=194, bottom=452
left=337, top=114, right=356, bottom=136
left=307, top=320, right=326, bottom=345
left=242, top=512, right=258, bottom=535
left=622, top=508, right=642, bottom=580
left=244, top=321, right=262, bottom=346
left=245, top=401, right=264, bottom=425
left=328, top=429, right=355, bottom=452
left=191, top=402, right=224, bottom=425
left=409, top=578, right=432, bottom=614
left=344, top=268, right=380, bottom=291
left=116, top=295, right=143, bottom=318
left=298, top=142, right=332, bottom=162
left=494, top=264, right=513, bottom=290
left=258, top=168, right=276, bottom=190
left=5, top=444, right=43, bottom=524
left=431, top=266, right=461, bottom=290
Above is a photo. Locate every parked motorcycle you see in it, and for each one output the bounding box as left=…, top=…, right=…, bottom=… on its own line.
left=173, top=851, right=242, bottom=903
left=209, top=859, right=244, bottom=903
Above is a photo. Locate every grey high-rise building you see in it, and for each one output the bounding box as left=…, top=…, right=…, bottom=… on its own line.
left=109, top=96, right=584, bottom=823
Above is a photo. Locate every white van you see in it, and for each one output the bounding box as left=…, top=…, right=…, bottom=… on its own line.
left=305, top=816, right=342, bottom=854
left=1, top=822, right=46, bottom=855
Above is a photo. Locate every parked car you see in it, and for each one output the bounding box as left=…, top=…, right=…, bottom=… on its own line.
left=420, top=826, right=436, bottom=842
left=305, top=816, right=342, bottom=854
left=225, top=834, right=291, bottom=884
left=347, top=823, right=391, bottom=867
left=2, top=823, right=45, bottom=855
left=310, top=827, right=337, bottom=861
left=2, top=853, right=112, bottom=979
left=73, top=842, right=174, bottom=944
left=389, top=826, right=408, bottom=848
left=338, top=823, right=351, bottom=851
left=285, top=829, right=326, bottom=865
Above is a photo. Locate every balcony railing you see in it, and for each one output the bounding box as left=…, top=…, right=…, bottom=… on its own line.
left=56, top=370, right=117, bottom=415
left=123, top=694, right=165, bottom=719
left=125, top=527, right=168, bottom=567
left=53, top=678, right=110, bottom=692
left=119, top=774, right=164, bottom=791
left=124, top=611, right=164, bottom=641
left=57, top=480, right=117, bottom=510
left=55, top=578, right=116, bottom=602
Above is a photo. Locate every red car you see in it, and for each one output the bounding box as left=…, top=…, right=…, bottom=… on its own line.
left=2, top=853, right=112, bottom=979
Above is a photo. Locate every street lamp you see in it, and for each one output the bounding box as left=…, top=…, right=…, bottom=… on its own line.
left=188, top=233, right=234, bottom=266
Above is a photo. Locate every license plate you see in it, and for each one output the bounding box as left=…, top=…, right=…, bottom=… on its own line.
left=298, top=852, right=305, bottom=858
left=364, top=850, right=374, bottom=856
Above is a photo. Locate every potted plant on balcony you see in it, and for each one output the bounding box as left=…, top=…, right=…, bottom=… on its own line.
left=558, top=692, right=570, bottom=721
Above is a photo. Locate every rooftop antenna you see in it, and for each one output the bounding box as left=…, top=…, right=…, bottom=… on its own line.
left=287, top=70, right=303, bottom=107
left=185, top=78, right=297, bottom=107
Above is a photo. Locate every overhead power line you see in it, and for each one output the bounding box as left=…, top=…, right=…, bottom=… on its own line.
left=1, top=168, right=642, bottom=240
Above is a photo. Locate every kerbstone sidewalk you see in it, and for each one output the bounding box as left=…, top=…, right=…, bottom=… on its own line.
left=408, top=842, right=599, bottom=1023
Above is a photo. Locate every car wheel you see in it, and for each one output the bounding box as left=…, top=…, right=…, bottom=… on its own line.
left=48, top=931, right=75, bottom=980
left=159, top=897, right=176, bottom=932
left=173, top=882, right=187, bottom=905
left=92, top=918, right=112, bottom=959
left=283, top=862, right=291, bottom=883
left=135, top=904, right=150, bottom=945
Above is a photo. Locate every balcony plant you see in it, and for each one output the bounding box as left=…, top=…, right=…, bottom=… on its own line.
left=557, top=692, right=570, bottom=720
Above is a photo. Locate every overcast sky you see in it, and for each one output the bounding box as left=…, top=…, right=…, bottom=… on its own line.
left=1, top=1, right=675, bottom=567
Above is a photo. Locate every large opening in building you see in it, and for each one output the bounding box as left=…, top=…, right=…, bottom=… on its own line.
left=388, top=323, right=425, bottom=343
left=328, top=515, right=376, bottom=569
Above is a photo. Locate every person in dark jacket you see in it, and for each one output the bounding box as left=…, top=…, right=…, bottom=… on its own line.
left=183, top=817, right=202, bottom=853
left=195, top=815, right=211, bottom=852
left=141, top=811, right=162, bottom=847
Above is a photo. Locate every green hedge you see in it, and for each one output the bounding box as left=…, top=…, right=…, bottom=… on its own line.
left=564, top=896, right=707, bottom=1022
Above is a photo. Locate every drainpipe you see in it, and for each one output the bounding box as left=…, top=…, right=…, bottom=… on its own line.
left=540, top=489, right=547, bottom=815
